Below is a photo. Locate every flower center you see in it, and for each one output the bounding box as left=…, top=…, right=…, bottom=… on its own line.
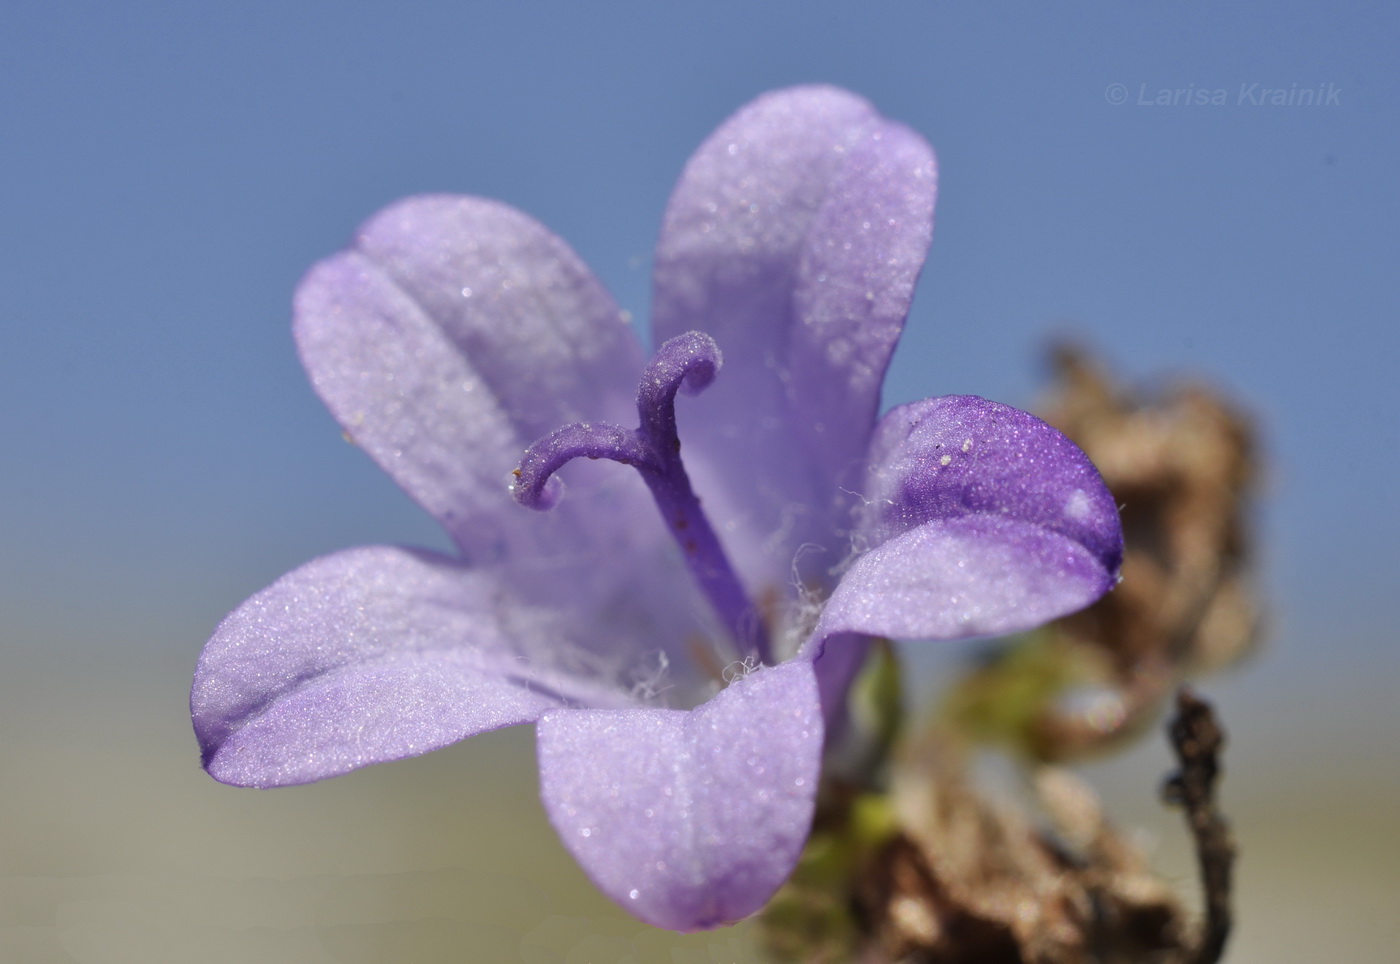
left=512, top=331, right=772, bottom=666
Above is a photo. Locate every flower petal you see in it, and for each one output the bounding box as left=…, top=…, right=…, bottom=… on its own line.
left=817, top=517, right=1118, bottom=643
left=294, top=195, right=643, bottom=566
left=536, top=661, right=823, bottom=931
left=294, top=198, right=716, bottom=685
left=787, top=117, right=939, bottom=486
left=652, top=86, right=937, bottom=593
left=814, top=395, right=1122, bottom=643
left=192, top=545, right=625, bottom=788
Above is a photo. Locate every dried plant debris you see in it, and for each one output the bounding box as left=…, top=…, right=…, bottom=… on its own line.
left=947, top=344, right=1261, bottom=762
left=855, top=741, right=1186, bottom=964
left=763, top=692, right=1235, bottom=964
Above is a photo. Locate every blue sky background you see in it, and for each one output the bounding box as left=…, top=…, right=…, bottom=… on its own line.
left=2, top=2, right=1397, bottom=961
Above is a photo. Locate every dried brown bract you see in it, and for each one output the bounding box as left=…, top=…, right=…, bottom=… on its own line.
left=851, top=728, right=1183, bottom=964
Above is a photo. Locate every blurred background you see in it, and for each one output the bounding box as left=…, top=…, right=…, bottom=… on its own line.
left=2, top=1, right=1396, bottom=961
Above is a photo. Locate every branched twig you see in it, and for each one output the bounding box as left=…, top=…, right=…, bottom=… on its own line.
left=1162, top=687, right=1235, bottom=964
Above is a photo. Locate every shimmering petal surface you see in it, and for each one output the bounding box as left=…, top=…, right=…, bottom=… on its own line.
left=817, top=517, right=1117, bottom=642
left=652, top=86, right=937, bottom=592
left=856, top=394, right=1122, bottom=564
left=536, top=661, right=823, bottom=931
left=813, top=395, right=1121, bottom=644
left=295, top=197, right=644, bottom=567
left=787, top=121, right=938, bottom=484
left=192, top=546, right=625, bottom=788
left=295, top=203, right=712, bottom=685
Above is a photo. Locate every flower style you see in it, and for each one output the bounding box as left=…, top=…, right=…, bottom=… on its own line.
left=191, top=86, right=1123, bottom=931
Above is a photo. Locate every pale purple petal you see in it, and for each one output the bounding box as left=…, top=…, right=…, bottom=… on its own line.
left=353, top=196, right=643, bottom=439
left=192, top=545, right=628, bottom=788
left=787, top=121, right=938, bottom=487
left=536, top=661, right=822, bottom=931
left=857, top=395, right=1122, bottom=563
left=812, top=395, right=1122, bottom=645
left=816, top=517, right=1117, bottom=643
left=652, top=86, right=937, bottom=594
left=294, top=200, right=713, bottom=684
left=294, top=196, right=643, bottom=566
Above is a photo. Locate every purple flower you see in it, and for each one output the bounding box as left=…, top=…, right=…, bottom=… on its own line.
left=191, top=86, right=1122, bottom=931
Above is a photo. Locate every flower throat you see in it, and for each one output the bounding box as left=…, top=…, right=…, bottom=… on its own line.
left=511, top=331, right=771, bottom=666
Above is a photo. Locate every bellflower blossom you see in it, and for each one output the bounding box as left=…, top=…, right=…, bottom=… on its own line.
left=191, top=86, right=1123, bottom=931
